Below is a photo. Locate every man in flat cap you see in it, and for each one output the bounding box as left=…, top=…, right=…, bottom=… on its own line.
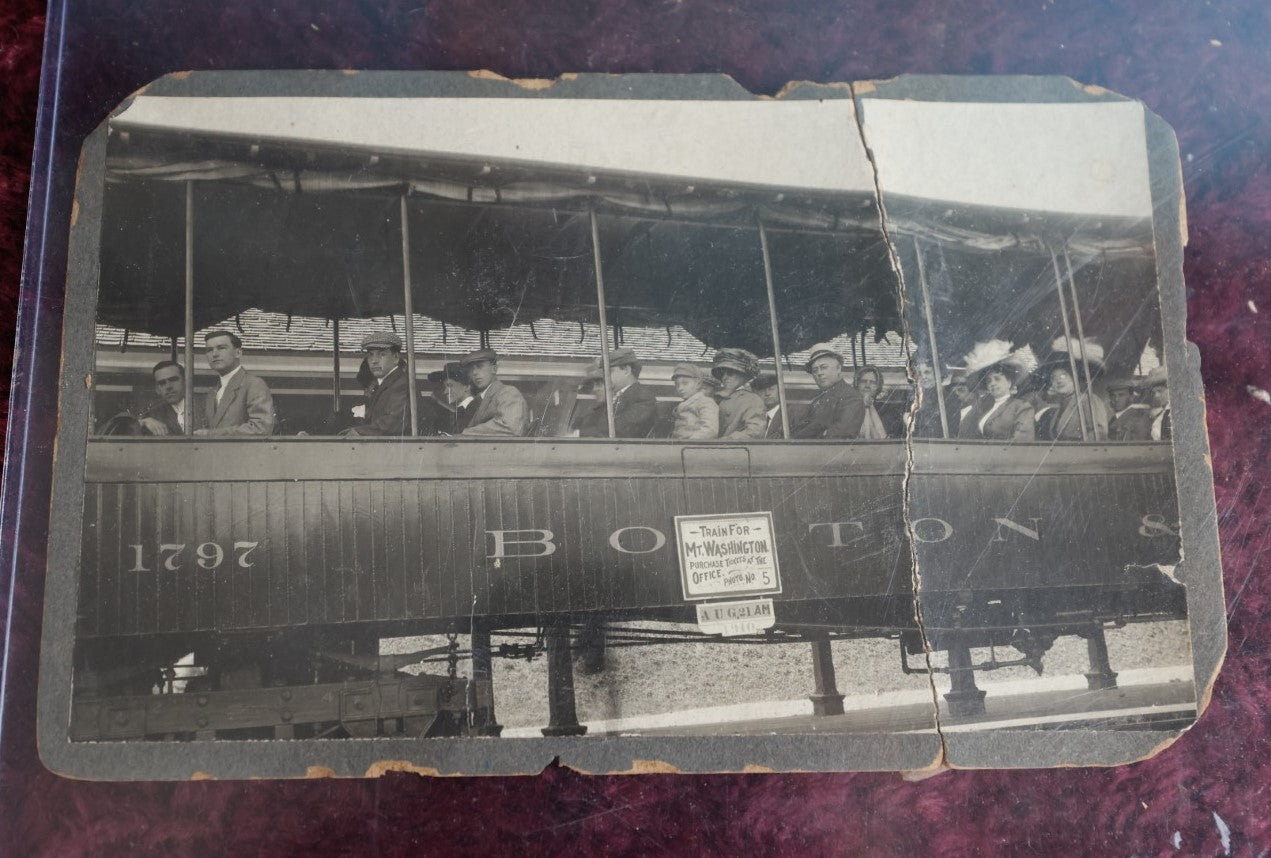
left=751, top=374, right=785, bottom=439
left=460, top=348, right=529, bottom=436
left=578, top=347, right=658, bottom=439
left=670, top=364, right=720, bottom=440
left=345, top=332, right=411, bottom=436
left=793, top=343, right=866, bottom=439
left=712, top=348, right=767, bottom=440
left=1106, top=375, right=1152, bottom=441
left=427, top=361, right=481, bottom=435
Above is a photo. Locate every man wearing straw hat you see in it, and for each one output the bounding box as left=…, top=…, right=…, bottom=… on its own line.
left=793, top=343, right=866, bottom=439
left=712, top=348, right=767, bottom=440
left=460, top=348, right=530, bottom=436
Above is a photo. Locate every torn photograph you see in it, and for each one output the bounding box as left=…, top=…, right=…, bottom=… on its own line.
left=37, top=72, right=1218, bottom=778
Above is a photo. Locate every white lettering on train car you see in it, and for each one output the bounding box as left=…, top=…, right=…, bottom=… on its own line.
left=609, top=526, right=667, bottom=555
left=807, top=521, right=865, bottom=548
left=991, top=518, right=1043, bottom=542
left=911, top=518, right=953, bottom=543
left=486, top=529, right=558, bottom=559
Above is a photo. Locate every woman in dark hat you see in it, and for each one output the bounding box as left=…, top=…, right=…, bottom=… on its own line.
left=712, top=348, right=767, bottom=440
left=955, top=340, right=1036, bottom=442
left=1031, top=337, right=1110, bottom=441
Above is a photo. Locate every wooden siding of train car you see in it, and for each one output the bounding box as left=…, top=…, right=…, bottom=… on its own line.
left=908, top=441, right=1186, bottom=632
left=78, top=439, right=911, bottom=638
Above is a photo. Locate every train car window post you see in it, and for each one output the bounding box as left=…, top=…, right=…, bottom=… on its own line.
left=182, top=179, right=195, bottom=436
left=1062, top=247, right=1098, bottom=438
left=1047, top=245, right=1091, bottom=441
left=756, top=216, right=792, bottom=440
left=331, top=318, right=341, bottom=414
left=588, top=207, right=618, bottom=439
left=910, top=236, right=951, bottom=439
left=399, top=193, right=420, bottom=437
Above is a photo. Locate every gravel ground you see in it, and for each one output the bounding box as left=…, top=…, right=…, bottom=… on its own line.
left=384, top=620, right=1192, bottom=730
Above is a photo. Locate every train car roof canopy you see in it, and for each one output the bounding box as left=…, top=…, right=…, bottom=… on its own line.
left=97, top=96, right=1158, bottom=361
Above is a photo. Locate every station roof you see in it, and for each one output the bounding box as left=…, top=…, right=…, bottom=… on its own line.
left=95, top=310, right=911, bottom=370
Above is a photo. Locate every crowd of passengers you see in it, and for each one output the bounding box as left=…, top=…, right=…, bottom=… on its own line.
left=119, top=329, right=1171, bottom=443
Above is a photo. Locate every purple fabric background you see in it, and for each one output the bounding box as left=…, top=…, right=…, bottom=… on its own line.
left=1, top=1, right=1268, bottom=854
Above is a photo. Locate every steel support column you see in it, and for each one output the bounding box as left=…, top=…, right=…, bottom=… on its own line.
left=541, top=621, right=587, bottom=737
left=469, top=624, right=503, bottom=736
left=1083, top=627, right=1119, bottom=691
left=808, top=635, right=846, bottom=717
left=943, top=635, right=987, bottom=717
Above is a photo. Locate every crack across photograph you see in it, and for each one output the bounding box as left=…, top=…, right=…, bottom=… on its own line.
left=70, top=89, right=1192, bottom=753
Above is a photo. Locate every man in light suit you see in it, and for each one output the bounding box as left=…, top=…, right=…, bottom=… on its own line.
left=460, top=348, right=529, bottom=436
left=194, top=330, right=276, bottom=437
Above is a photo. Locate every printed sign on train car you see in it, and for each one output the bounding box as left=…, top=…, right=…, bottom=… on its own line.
left=675, top=512, right=782, bottom=600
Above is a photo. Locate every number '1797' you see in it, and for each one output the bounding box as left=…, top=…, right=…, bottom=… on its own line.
left=126, top=541, right=260, bottom=572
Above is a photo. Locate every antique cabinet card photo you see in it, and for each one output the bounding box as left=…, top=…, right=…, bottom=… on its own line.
left=36, top=72, right=1223, bottom=778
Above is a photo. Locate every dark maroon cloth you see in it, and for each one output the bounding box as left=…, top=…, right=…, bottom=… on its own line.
left=1, top=2, right=1269, bottom=855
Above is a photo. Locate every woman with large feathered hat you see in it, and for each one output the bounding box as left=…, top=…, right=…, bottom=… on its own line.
left=1029, top=337, right=1111, bottom=441
left=954, top=339, right=1037, bottom=442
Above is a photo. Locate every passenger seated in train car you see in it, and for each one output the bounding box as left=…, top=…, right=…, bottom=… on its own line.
left=854, top=364, right=889, bottom=440
left=459, top=349, right=528, bottom=436
left=1031, top=337, right=1110, bottom=442
left=577, top=347, right=659, bottom=439
left=669, top=364, right=720, bottom=440
left=955, top=340, right=1036, bottom=442
left=342, top=332, right=411, bottom=437
left=1107, top=375, right=1153, bottom=441
left=426, top=362, right=480, bottom=435
left=909, top=359, right=945, bottom=438
left=792, top=343, right=866, bottom=439
left=137, top=360, right=198, bottom=436
left=1027, top=386, right=1059, bottom=438
left=751, top=374, right=784, bottom=439
left=1145, top=367, right=1172, bottom=441
left=942, top=368, right=976, bottom=438
left=712, top=348, right=767, bottom=440
left=193, top=330, right=276, bottom=437
left=568, top=362, right=606, bottom=437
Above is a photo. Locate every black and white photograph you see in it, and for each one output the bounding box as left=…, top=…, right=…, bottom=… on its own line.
left=40, top=73, right=1208, bottom=777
